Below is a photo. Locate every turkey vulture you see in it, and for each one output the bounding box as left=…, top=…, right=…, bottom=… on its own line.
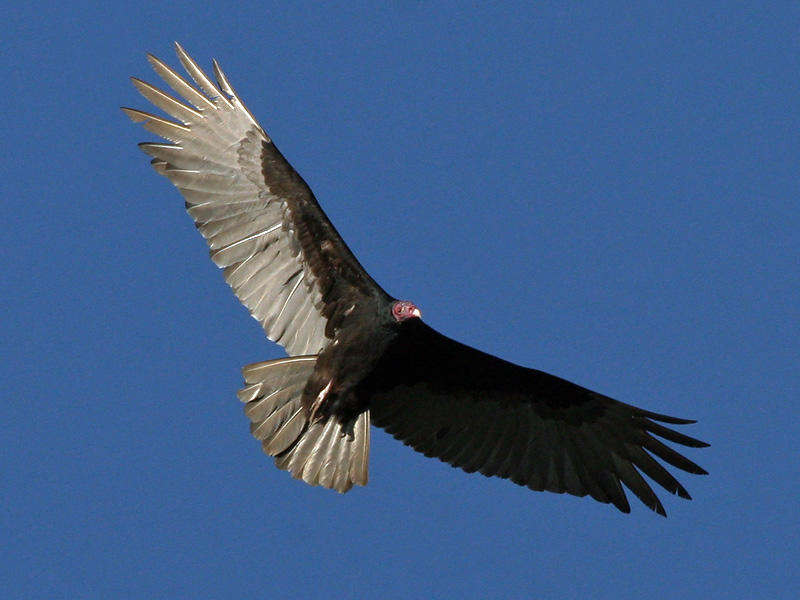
left=124, top=43, right=707, bottom=516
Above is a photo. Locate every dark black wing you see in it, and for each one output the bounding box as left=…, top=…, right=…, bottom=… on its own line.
left=124, top=43, right=388, bottom=355
left=367, top=321, right=708, bottom=516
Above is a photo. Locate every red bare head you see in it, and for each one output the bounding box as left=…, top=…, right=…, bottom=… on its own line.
left=391, top=300, right=421, bottom=322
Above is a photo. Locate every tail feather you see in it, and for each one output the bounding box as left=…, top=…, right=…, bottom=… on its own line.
left=297, top=418, right=339, bottom=485
left=350, top=411, right=370, bottom=486
left=238, top=356, right=370, bottom=493
left=264, top=404, right=307, bottom=455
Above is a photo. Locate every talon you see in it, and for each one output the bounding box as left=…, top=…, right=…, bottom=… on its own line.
left=310, top=380, right=333, bottom=423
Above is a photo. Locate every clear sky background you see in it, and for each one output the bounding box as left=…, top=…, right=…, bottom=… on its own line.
left=3, top=3, right=798, bottom=598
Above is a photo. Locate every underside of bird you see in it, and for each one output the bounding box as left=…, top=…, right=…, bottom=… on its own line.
left=126, top=43, right=708, bottom=517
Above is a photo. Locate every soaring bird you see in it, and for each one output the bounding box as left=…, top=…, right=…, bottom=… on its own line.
left=124, top=43, right=707, bottom=516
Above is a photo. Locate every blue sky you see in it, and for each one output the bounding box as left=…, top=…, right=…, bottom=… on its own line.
left=3, top=2, right=799, bottom=598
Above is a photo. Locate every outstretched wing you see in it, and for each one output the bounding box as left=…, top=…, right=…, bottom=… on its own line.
left=124, top=43, right=388, bottom=355
left=367, top=321, right=708, bottom=516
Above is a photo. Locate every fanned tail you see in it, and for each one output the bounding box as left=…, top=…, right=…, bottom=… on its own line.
left=238, top=356, right=369, bottom=492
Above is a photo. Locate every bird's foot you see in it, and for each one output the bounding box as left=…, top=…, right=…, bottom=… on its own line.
left=309, top=379, right=333, bottom=423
